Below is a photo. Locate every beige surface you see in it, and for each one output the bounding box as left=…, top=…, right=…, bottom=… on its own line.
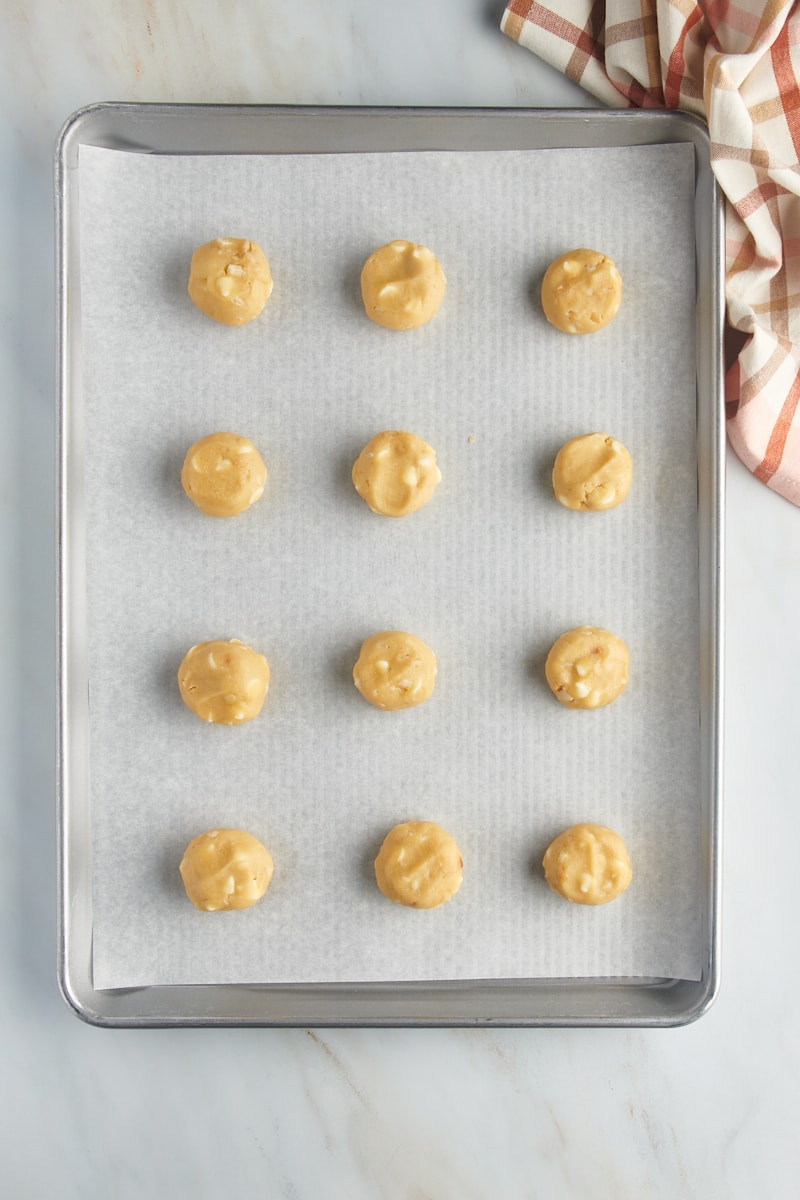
left=360, top=239, right=446, bottom=330
left=545, top=626, right=629, bottom=709
left=541, top=247, right=622, bottom=335
left=351, top=429, right=442, bottom=517
left=178, top=638, right=270, bottom=725
left=181, top=432, right=267, bottom=518
left=374, top=820, right=463, bottom=909
left=187, top=237, right=273, bottom=326
left=542, top=823, right=632, bottom=906
left=552, top=432, right=632, bottom=511
left=179, top=828, right=274, bottom=912
left=353, top=630, right=437, bottom=710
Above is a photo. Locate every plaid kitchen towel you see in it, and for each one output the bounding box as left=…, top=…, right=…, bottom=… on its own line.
left=502, top=0, right=800, bottom=506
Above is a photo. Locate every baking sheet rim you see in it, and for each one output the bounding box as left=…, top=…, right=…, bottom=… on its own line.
left=55, top=103, right=725, bottom=1028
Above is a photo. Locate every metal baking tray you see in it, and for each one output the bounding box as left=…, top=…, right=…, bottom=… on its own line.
left=56, top=104, right=724, bottom=1027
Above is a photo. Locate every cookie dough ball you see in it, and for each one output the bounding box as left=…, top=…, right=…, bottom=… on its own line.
left=188, top=237, right=273, bottom=326
left=375, top=820, right=463, bottom=908
left=180, top=828, right=274, bottom=912
left=353, top=631, right=437, bottom=711
left=178, top=639, right=270, bottom=725
left=541, top=248, right=622, bottom=335
left=352, top=430, right=441, bottom=517
left=543, top=823, right=632, bottom=906
left=545, top=626, right=629, bottom=709
left=181, top=432, right=267, bottom=518
left=552, top=433, right=632, bottom=512
left=360, top=240, right=446, bottom=330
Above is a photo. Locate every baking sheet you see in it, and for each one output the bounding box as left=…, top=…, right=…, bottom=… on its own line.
left=77, top=140, right=701, bottom=990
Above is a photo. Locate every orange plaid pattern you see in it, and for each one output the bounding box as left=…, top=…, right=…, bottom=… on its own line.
left=502, top=0, right=800, bottom=505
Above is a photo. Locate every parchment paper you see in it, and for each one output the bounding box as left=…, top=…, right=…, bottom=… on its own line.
left=78, top=141, right=702, bottom=988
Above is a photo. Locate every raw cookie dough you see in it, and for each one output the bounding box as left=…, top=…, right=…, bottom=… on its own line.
left=352, top=430, right=441, bottom=517
left=188, top=237, right=273, bottom=326
left=542, top=823, right=632, bottom=906
left=360, top=240, right=446, bottom=330
left=552, top=433, right=632, bottom=512
left=181, top=432, right=267, bottom=518
left=180, top=828, right=274, bottom=912
left=178, top=639, right=270, bottom=725
left=541, top=248, right=622, bottom=335
left=545, top=626, right=629, bottom=709
left=353, top=631, right=437, bottom=710
left=374, top=820, right=463, bottom=908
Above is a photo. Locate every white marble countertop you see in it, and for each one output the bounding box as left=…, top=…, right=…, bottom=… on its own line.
left=1, top=2, right=797, bottom=1196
